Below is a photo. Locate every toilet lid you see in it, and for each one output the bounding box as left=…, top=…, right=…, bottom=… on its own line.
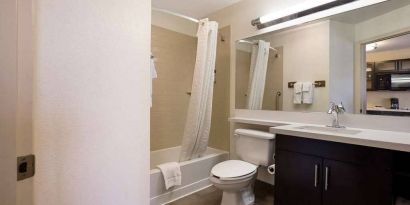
left=211, top=160, right=257, bottom=180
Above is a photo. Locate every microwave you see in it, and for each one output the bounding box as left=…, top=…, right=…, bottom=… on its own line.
left=391, top=74, right=410, bottom=90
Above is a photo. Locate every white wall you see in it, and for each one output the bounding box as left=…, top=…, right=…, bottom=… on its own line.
left=152, top=10, right=197, bottom=36
left=33, top=0, right=151, bottom=204
left=329, top=21, right=355, bottom=113
left=259, top=21, right=330, bottom=112
left=0, top=0, right=18, bottom=204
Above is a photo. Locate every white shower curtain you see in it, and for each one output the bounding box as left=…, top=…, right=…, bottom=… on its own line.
left=179, top=19, right=219, bottom=161
left=246, top=40, right=270, bottom=110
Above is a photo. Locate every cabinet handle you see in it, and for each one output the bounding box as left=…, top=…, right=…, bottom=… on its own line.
left=314, top=164, right=318, bottom=187
left=325, top=166, right=329, bottom=191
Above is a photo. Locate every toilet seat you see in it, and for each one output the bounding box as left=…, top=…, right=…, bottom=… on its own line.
left=211, top=160, right=257, bottom=181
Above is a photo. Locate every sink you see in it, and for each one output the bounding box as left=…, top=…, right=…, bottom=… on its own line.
left=295, top=125, right=362, bottom=135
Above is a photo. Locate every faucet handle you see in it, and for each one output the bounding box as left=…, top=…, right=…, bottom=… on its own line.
left=337, top=102, right=345, bottom=113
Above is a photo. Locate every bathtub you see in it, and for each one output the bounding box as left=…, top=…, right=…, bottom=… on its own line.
left=150, top=146, right=228, bottom=205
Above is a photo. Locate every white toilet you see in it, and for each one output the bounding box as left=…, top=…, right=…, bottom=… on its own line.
left=209, top=129, right=275, bottom=205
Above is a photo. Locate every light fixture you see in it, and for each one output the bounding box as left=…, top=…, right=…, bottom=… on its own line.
left=252, top=0, right=357, bottom=29
left=366, top=43, right=378, bottom=51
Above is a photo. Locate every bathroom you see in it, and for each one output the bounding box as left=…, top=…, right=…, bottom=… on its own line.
left=1, top=0, right=410, bottom=205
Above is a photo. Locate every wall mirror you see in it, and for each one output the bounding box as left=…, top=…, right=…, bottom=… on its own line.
left=235, top=0, right=410, bottom=117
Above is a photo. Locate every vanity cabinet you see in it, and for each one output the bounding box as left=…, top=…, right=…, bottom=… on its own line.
left=274, top=135, right=393, bottom=205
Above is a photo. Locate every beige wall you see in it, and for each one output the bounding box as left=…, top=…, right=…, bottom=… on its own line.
left=0, top=0, right=18, bottom=204
left=151, top=25, right=231, bottom=151
left=33, top=0, right=151, bottom=204
left=367, top=47, right=410, bottom=62
left=152, top=10, right=197, bottom=37
left=150, top=25, right=197, bottom=151
left=17, top=0, right=34, bottom=204
left=209, top=26, right=231, bottom=151
left=367, top=91, right=410, bottom=109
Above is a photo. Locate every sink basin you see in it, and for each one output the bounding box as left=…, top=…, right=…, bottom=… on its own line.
left=295, top=125, right=362, bottom=135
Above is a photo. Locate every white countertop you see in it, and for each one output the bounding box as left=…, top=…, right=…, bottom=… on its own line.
left=230, top=117, right=410, bottom=152
left=270, top=124, right=410, bottom=152
left=367, top=107, right=410, bottom=113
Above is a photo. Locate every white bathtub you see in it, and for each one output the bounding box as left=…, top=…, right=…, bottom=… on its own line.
left=150, top=146, right=228, bottom=205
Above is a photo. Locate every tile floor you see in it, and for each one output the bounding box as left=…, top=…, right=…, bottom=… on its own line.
left=168, top=180, right=274, bottom=205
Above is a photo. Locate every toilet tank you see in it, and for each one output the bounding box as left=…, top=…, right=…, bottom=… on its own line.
left=234, top=129, right=275, bottom=166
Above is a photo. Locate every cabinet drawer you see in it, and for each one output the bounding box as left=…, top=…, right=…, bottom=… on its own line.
left=276, top=135, right=393, bottom=168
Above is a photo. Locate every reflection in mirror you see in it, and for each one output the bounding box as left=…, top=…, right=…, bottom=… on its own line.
left=235, top=40, right=283, bottom=110
left=235, top=0, right=410, bottom=116
left=366, top=33, right=410, bottom=117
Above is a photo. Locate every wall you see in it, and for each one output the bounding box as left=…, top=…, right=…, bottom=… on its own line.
left=209, top=26, right=231, bottom=151
left=17, top=0, right=34, bottom=204
left=152, top=10, right=197, bottom=37
left=329, top=21, right=355, bottom=113
left=259, top=21, right=331, bottom=112
left=367, top=47, right=410, bottom=62
left=150, top=25, right=197, bottom=151
left=33, top=0, right=151, bottom=204
left=263, top=47, right=283, bottom=111
left=0, top=0, right=18, bottom=204
left=235, top=50, right=251, bottom=108
left=367, top=91, right=410, bottom=109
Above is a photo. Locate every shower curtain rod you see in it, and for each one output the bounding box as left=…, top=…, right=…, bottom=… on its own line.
left=237, top=40, right=278, bottom=51
left=152, top=7, right=200, bottom=23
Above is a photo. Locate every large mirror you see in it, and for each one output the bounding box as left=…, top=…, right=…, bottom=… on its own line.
left=235, top=0, right=410, bottom=117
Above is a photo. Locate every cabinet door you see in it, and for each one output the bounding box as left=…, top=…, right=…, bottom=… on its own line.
left=322, top=159, right=392, bottom=205
left=275, top=150, right=322, bottom=205
left=400, top=59, right=410, bottom=71
left=375, top=61, right=397, bottom=72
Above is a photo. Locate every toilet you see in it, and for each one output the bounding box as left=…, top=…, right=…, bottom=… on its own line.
left=209, top=129, right=275, bottom=205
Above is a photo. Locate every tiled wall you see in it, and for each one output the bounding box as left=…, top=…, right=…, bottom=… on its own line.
left=150, top=25, right=231, bottom=151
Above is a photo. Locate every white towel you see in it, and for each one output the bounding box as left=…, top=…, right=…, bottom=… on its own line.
left=293, top=82, right=303, bottom=104
left=150, top=57, right=157, bottom=108
left=302, top=82, right=314, bottom=104
left=157, top=162, right=181, bottom=190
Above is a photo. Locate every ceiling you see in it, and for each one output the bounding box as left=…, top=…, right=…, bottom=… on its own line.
left=152, top=0, right=242, bottom=19
left=368, top=33, right=410, bottom=53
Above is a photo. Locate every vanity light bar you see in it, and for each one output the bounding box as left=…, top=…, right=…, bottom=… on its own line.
left=252, top=0, right=357, bottom=29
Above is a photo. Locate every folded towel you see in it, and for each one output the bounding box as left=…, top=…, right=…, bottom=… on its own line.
left=293, top=82, right=303, bottom=104
left=302, top=82, right=314, bottom=104
left=157, top=162, right=181, bottom=190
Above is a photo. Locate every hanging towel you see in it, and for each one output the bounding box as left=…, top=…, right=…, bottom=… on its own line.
left=302, top=82, right=314, bottom=104
left=293, top=82, right=303, bottom=104
left=157, top=162, right=182, bottom=190
left=150, top=57, right=157, bottom=108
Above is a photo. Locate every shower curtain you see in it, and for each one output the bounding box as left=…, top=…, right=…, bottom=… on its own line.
left=246, top=40, right=270, bottom=110
left=179, top=19, right=218, bottom=161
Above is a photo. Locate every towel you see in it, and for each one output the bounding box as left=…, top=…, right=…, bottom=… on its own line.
left=157, top=162, right=181, bottom=190
left=150, top=57, right=157, bottom=107
left=293, top=82, right=303, bottom=104
left=302, top=82, right=314, bottom=104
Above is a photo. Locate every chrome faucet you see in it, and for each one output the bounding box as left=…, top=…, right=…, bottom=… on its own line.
left=327, top=102, right=345, bottom=128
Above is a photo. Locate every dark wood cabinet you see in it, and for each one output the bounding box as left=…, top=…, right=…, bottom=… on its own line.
left=275, top=150, right=322, bottom=205
left=275, top=135, right=394, bottom=205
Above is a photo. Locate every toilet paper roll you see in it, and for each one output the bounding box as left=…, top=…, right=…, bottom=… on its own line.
left=267, top=164, right=275, bottom=175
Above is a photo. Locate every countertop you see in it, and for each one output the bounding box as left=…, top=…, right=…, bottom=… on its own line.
left=367, top=107, right=410, bottom=113
left=230, top=117, right=410, bottom=152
